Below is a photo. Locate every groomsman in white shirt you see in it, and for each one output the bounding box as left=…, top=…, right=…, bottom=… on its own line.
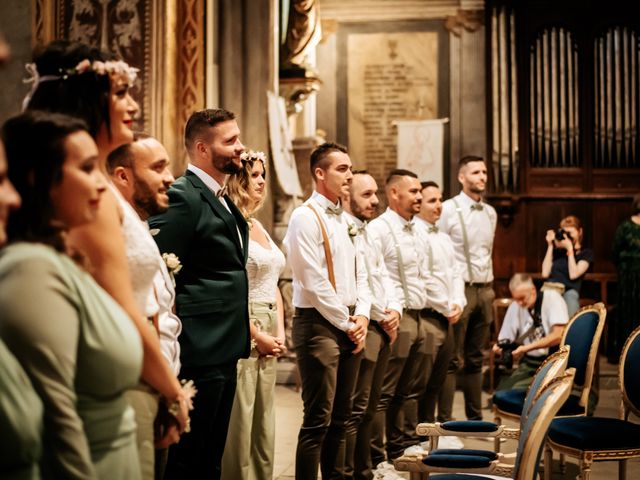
left=413, top=181, right=466, bottom=434
left=342, top=170, right=401, bottom=479
left=283, top=143, right=372, bottom=479
left=367, top=169, right=434, bottom=464
left=437, top=156, right=497, bottom=421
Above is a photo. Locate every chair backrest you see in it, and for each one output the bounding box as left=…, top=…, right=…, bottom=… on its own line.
left=620, top=325, right=640, bottom=419
left=491, top=297, right=514, bottom=343
left=560, top=302, right=607, bottom=407
left=514, top=368, right=576, bottom=480
left=520, top=346, right=570, bottom=423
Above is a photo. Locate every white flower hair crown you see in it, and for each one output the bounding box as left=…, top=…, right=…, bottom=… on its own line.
left=21, top=59, right=139, bottom=111
left=240, top=150, right=267, bottom=164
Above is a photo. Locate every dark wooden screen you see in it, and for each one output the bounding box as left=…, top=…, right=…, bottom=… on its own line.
left=486, top=0, right=638, bottom=298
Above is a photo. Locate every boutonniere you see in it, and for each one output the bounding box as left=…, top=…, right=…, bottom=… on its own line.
left=348, top=223, right=359, bottom=238
left=162, top=253, right=182, bottom=286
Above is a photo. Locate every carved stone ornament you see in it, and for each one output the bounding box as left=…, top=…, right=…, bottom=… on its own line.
left=444, top=9, right=484, bottom=37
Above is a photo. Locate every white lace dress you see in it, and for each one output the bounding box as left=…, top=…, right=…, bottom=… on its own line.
left=221, top=221, right=286, bottom=480
left=109, top=184, right=160, bottom=319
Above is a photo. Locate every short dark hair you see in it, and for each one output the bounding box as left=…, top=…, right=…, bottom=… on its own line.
left=309, top=142, right=347, bottom=180
left=106, top=132, right=152, bottom=173
left=421, top=180, right=440, bottom=190
left=184, top=108, right=236, bottom=151
left=27, top=40, right=117, bottom=141
left=458, top=155, right=485, bottom=171
left=2, top=110, right=89, bottom=250
left=385, top=168, right=418, bottom=186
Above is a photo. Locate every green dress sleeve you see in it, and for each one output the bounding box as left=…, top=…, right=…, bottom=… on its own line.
left=0, top=256, right=97, bottom=479
left=0, top=339, right=43, bottom=479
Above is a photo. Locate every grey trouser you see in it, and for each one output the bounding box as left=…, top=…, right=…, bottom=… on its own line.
left=438, top=284, right=494, bottom=421
left=293, top=308, right=362, bottom=480
left=371, top=309, right=425, bottom=462
left=344, top=322, right=391, bottom=479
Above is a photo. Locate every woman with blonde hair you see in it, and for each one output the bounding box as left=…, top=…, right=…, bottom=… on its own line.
left=221, top=150, right=286, bottom=480
left=542, top=215, right=593, bottom=316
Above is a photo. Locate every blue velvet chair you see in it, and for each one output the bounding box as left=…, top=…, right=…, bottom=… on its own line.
left=411, top=347, right=570, bottom=451
left=394, top=368, right=576, bottom=480
left=492, top=302, right=606, bottom=452
left=543, top=324, right=640, bottom=480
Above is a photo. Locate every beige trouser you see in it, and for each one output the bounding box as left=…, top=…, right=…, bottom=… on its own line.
left=221, top=301, right=278, bottom=480
left=126, top=388, right=160, bottom=480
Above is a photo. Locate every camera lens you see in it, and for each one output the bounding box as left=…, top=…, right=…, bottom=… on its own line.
left=555, top=228, right=566, bottom=241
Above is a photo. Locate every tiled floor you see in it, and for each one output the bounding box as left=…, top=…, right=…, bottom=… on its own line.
left=273, top=357, right=640, bottom=479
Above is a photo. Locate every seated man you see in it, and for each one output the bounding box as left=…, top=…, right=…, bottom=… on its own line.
left=493, top=273, right=568, bottom=391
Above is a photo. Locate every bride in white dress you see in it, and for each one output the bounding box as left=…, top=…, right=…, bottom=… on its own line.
left=221, top=150, right=286, bottom=480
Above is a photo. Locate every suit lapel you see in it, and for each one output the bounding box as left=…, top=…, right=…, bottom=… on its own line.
left=185, top=171, right=245, bottom=259
left=226, top=196, right=249, bottom=263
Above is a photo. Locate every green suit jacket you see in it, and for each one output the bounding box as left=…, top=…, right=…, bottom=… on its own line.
left=149, top=170, right=250, bottom=368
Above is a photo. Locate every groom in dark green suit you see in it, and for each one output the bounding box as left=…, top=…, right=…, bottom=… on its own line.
left=149, top=109, right=250, bottom=479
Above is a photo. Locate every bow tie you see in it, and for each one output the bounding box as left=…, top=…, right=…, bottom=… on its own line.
left=471, top=203, right=484, bottom=211
left=403, top=222, right=415, bottom=232
left=428, top=225, right=439, bottom=234
left=325, top=205, right=344, bottom=216
left=216, top=185, right=228, bottom=198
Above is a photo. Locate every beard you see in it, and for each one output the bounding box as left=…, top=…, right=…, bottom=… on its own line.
left=212, top=152, right=242, bottom=174
left=133, top=177, right=167, bottom=218
left=350, top=197, right=375, bottom=221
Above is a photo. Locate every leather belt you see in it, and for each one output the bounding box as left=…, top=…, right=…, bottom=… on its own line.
left=465, top=281, right=493, bottom=288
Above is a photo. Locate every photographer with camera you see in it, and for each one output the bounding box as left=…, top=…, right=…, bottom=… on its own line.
left=493, top=273, right=568, bottom=391
left=541, top=215, right=593, bottom=316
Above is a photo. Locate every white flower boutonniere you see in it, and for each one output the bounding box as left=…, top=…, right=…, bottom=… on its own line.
left=348, top=223, right=359, bottom=239
left=162, top=253, right=182, bottom=286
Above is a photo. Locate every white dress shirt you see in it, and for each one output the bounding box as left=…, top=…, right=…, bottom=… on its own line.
left=283, top=191, right=372, bottom=332
left=498, top=289, right=568, bottom=357
left=437, top=191, right=497, bottom=283
left=414, top=216, right=467, bottom=317
left=368, top=208, right=432, bottom=310
left=344, top=212, right=403, bottom=322
left=153, top=259, right=182, bottom=375
left=186, top=163, right=243, bottom=247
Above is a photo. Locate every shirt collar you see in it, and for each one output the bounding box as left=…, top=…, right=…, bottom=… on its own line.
left=311, top=190, right=341, bottom=211
left=385, top=207, right=414, bottom=227
left=414, top=216, right=435, bottom=229
left=344, top=211, right=365, bottom=228
left=458, top=190, right=483, bottom=208
left=187, top=164, right=225, bottom=195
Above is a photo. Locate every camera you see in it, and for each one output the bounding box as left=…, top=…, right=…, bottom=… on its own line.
left=555, top=228, right=571, bottom=242
left=495, top=339, right=520, bottom=369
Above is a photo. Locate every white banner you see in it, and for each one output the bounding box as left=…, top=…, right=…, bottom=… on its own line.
left=396, top=118, right=448, bottom=188
left=267, top=91, right=303, bottom=197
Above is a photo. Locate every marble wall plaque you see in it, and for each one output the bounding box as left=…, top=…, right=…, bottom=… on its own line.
left=347, top=31, right=438, bottom=182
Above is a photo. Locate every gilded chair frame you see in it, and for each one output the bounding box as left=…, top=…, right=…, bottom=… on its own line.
left=394, top=369, right=576, bottom=480
left=493, top=302, right=607, bottom=452
left=544, top=324, right=640, bottom=480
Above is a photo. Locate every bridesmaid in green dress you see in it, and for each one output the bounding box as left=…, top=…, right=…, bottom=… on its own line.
left=0, top=137, right=43, bottom=480
left=610, top=194, right=640, bottom=361
left=0, top=111, right=143, bottom=479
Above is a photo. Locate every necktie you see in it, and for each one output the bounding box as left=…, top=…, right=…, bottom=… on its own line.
left=216, top=185, right=228, bottom=198
left=325, top=205, right=344, bottom=216
left=403, top=222, right=414, bottom=233
left=428, top=225, right=439, bottom=234
left=471, top=203, right=484, bottom=211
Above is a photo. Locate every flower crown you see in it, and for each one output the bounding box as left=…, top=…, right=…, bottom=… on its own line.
left=240, top=150, right=267, bottom=164
left=21, top=58, right=139, bottom=111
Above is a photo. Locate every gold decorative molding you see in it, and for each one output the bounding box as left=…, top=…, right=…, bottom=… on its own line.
left=444, top=8, right=484, bottom=36
left=31, top=0, right=56, bottom=48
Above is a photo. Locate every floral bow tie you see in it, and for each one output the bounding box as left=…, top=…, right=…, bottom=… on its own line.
left=216, top=185, right=228, bottom=198
left=471, top=203, right=484, bottom=211
left=428, top=225, right=439, bottom=234
left=403, top=222, right=415, bottom=232
left=325, top=205, right=344, bottom=216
